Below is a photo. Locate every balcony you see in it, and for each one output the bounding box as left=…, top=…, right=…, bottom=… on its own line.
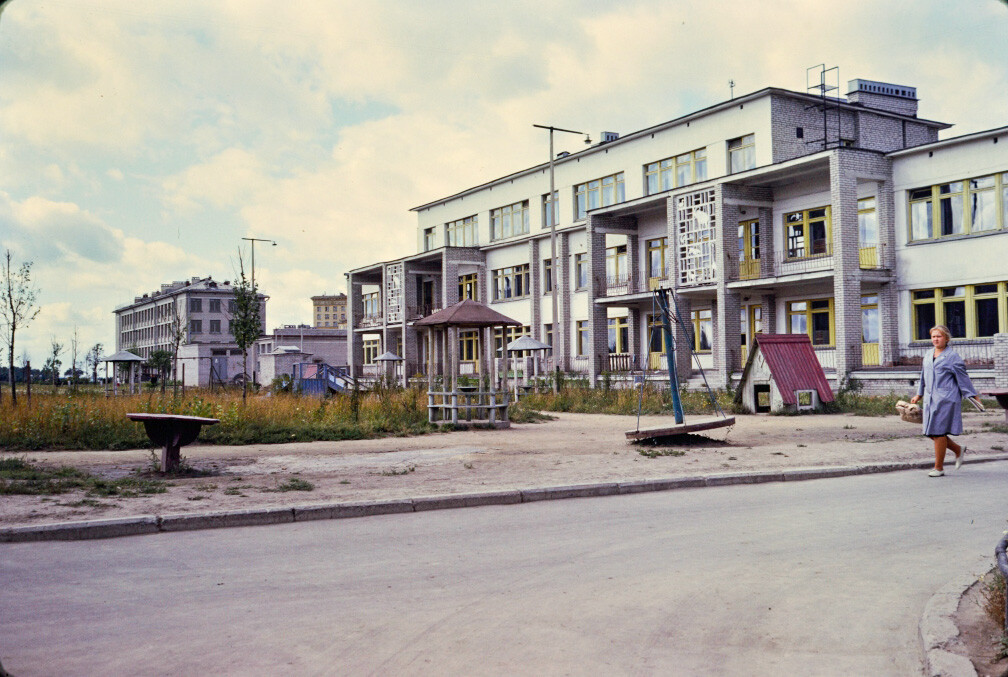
left=358, top=313, right=383, bottom=329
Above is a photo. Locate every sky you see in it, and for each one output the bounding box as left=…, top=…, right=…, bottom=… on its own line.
left=1, top=0, right=1007, bottom=367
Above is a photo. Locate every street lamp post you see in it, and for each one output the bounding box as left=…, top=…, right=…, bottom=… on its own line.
left=532, top=124, right=589, bottom=393
left=241, top=237, right=276, bottom=291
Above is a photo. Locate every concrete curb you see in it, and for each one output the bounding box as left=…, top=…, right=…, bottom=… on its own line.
left=919, top=570, right=986, bottom=677
left=3, top=454, right=1007, bottom=543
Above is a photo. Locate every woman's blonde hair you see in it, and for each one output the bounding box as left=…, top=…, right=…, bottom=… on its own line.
left=929, top=325, right=952, bottom=343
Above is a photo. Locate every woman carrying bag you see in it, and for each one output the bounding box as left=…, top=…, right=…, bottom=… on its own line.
left=910, top=324, right=983, bottom=477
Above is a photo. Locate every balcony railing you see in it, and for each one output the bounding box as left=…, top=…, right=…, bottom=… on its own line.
left=775, top=245, right=834, bottom=277
left=358, top=313, right=383, bottom=328
left=899, top=341, right=994, bottom=368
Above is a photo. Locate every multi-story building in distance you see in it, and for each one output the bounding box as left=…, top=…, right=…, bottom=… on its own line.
left=312, top=293, right=347, bottom=329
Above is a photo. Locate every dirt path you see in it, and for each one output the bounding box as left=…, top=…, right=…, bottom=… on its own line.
left=3, top=410, right=1006, bottom=528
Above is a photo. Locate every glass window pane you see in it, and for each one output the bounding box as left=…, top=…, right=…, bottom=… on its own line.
left=811, top=312, right=830, bottom=345
left=862, top=307, right=879, bottom=343
left=976, top=298, right=1000, bottom=337
left=859, top=210, right=878, bottom=246
left=943, top=300, right=966, bottom=337
left=939, top=195, right=963, bottom=235
left=970, top=188, right=996, bottom=232
left=790, top=314, right=807, bottom=335
left=910, top=200, right=932, bottom=240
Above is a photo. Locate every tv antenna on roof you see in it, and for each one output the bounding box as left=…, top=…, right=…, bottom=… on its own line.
left=805, top=64, right=842, bottom=151
left=729, top=79, right=735, bottom=99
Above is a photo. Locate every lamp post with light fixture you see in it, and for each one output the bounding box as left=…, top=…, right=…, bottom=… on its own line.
left=532, top=124, right=591, bottom=392
left=241, top=237, right=276, bottom=292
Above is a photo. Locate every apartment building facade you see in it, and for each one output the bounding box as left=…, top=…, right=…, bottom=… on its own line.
left=312, top=293, right=347, bottom=329
left=114, top=276, right=267, bottom=386
left=346, top=79, right=1008, bottom=393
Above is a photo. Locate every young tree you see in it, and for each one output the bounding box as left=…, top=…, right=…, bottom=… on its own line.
left=48, top=338, right=64, bottom=390
left=231, top=254, right=262, bottom=402
left=147, top=349, right=172, bottom=393
left=166, top=300, right=187, bottom=397
left=69, top=325, right=79, bottom=391
left=1, top=249, right=40, bottom=406
left=86, top=342, right=104, bottom=384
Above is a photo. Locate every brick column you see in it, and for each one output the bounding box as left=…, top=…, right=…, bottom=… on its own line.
left=878, top=281, right=898, bottom=367
left=558, top=232, right=572, bottom=371
left=347, top=275, right=365, bottom=378
left=530, top=239, right=542, bottom=340
left=830, top=151, right=862, bottom=378
left=587, top=216, right=608, bottom=385
left=994, top=334, right=1008, bottom=389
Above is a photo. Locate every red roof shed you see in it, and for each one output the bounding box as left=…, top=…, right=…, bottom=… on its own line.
left=735, top=334, right=834, bottom=411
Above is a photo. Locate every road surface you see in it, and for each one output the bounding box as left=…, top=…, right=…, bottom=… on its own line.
left=3, top=462, right=1007, bottom=675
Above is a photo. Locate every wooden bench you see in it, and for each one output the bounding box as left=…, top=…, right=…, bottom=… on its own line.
left=127, top=413, right=220, bottom=472
left=983, top=390, right=1008, bottom=423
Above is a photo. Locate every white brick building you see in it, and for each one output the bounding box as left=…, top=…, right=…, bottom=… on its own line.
left=114, top=276, right=267, bottom=386
left=346, top=79, right=1008, bottom=393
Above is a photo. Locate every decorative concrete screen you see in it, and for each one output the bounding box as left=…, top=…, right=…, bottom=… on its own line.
left=385, top=262, right=404, bottom=323
left=677, top=188, right=717, bottom=286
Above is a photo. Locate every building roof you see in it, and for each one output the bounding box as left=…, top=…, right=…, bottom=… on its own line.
left=735, top=334, right=834, bottom=405
left=413, top=298, right=521, bottom=328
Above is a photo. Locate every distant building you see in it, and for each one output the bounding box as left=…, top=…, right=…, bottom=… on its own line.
left=255, top=324, right=347, bottom=384
left=113, top=276, right=267, bottom=386
left=312, top=293, right=347, bottom=329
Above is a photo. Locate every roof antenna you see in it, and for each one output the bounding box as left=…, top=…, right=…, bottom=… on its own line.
left=729, top=79, right=735, bottom=100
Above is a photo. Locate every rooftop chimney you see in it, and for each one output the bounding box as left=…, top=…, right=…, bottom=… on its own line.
left=847, top=79, right=918, bottom=117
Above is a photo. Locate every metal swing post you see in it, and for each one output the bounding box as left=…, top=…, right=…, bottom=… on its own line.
left=654, top=289, right=684, bottom=424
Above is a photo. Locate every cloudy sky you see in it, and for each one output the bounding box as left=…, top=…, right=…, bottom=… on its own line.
left=1, top=0, right=1007, bottom=366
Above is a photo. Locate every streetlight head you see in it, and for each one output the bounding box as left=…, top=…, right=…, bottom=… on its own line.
left=584, top=134, right=592, bottom=145
left=271, top=241, right=277, bottom=246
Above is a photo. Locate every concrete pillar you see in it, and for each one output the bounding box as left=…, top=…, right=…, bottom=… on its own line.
left=586, top=216, right=608, bottom=385
left=830, top=151, right=862, bottom=378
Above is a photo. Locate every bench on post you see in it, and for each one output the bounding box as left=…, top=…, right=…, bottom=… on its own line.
left=127, top=413, right=220, bottom=472
left=983, top=390, right=1008, bottom=423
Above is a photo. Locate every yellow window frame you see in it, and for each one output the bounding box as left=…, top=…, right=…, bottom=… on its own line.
left=784, top=206, right=832, bottom=260
left=787, top=298, right=835, bottom=347
left=908, top=172, right=1008, bottom=242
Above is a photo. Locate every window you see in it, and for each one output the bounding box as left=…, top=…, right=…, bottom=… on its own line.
left=974, top=284, right=1001, bottom=337
left=363, top=292, right=380, bottom=317
left=458, top=273, right=478, bottom=301
left=605, top=244, right=627, bottom=282
left=491, top=264, right=530, bottom=301
left=787, top=298, right=834, bottom=346
left=784, top=207, right=831, bottom=259
left=737, top=219, right=760, bottom=279
left=912, top=286, right=972, bottom=340
left=645, top=149, right=707, bottom=195
left=690, top=309, right=712, bottom=352
left=574, top=172, right=625, bottom=220
left=728, top=134, right=755, bottom=173
left=646, top=237, right=668, bottom=280
left=209, top=299, right=221, bottom=313
left=574, top=253, right=588, bottom=290
left=363, top=338, right=380, bottom=365
left=543, top=258, right=553, bottom=294
left=576, top=320, right=589, bottom=356
left=491, top=201, right=529, bottom=240
left=542, top=191, right=558, bottom=229
left=858, top=198, right=878, bottom=246
left=189, top=298, right=202, bottom=312
left=458, top=330, right=480, bottom=363
left=423, top=227, right=438, bottom=251
left=209, top=319, right=221, bottom=334
left=190, top=319, right=202, bottom=334
left=909, top=172, right=1008, bottom=241
left=861, top=294, right=879, bottom=343
left=543, top=323, right=553, bottom=348
left=608, top=316, right=629, bottom=354
left=494, top=325, right=530, bottom=358
left=446, top=215, right=478, bottom=246
left=648, top=314, right=668, bottom=355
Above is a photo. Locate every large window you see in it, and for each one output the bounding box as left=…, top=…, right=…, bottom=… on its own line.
left=494, top=325, right=530, bottom=358
left=861, top=294, right=879, bottom=344
left=787, top=298, right=834, bottom=346
left=491, top=201, right=529, bottom=240
left=423, top=227, right=438, bottom=251
left=858, top=197, right=879, bottom=268
left=605, top=244, right=627, bottom=282
left=909, top=172, right=1008, bottom=241
left=209, top=319, right=221, bottom=334
left=491, top=264, right=530, bottom=301
left=573, top=253, right=588, bottom=290
left=911, top=282, right=1007, bottom=340
left=189, top=298, right=202, bottom=312
left=458, top=273, right=478, bottom=300
left=645, top=149, right=707, bottom=195
left=458, top=330, right=480, bottom=363
left=728, top=134, right=755, bottom=174
left=543, top=258, right=553, bottom=294
left=363, top=338, right=380, bottom=365
left=446, top=215, right=478, bottom=246
left=646, top=237, right=668, bottom=280
left=362, top=292, right=380, bottom=317
left=737, top=219, right=760, bottom=279
left=784, top=207, right=831, bottom=259
left=542, top=191, right=558, bottom=229
left=690, top=309, right=712, bottom=352
left=576, top=320, right=589, bottom=356
left=574, top=172, right=625, bottom=220
left=189, top=319, right=202, bottom=334
left=209, top=299, right=221, bottom=313
left=608, top=315, right=629, bottom=354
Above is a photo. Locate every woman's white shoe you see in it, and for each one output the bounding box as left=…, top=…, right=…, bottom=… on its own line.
left=928, top=469, right=944, bottom=477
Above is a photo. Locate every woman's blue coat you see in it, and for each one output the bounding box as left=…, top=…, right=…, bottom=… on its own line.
left=916, top=348, right=978, bottom=436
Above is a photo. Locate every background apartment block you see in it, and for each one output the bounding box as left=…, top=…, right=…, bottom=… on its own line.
left=312, top=293, right=347, bottom=329
left=255, top=324, right=348, bottom=385
left=114, top=276, right=267, bottom=386
left=346, top=78, right=1008, bottom=395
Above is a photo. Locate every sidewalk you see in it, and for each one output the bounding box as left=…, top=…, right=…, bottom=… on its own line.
left=3, top=410, right=1006, bottom=541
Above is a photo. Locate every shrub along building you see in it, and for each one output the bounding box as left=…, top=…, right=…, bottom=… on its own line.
left=114, top=276, right=267, bottom=387
left=346, top=78, right=1008, bottom=394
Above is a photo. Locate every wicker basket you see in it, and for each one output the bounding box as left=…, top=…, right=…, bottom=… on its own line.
left=895, top=399, right=923, bottom=424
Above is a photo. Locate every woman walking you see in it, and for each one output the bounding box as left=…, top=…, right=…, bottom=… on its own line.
left=910, top=325, right=982, bottom=477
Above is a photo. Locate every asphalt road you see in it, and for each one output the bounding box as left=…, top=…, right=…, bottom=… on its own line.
left=3, top=462, right=1007, bottom=676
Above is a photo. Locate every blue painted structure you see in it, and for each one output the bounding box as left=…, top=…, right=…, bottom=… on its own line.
left=293, top=363, right=355, bottom=395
